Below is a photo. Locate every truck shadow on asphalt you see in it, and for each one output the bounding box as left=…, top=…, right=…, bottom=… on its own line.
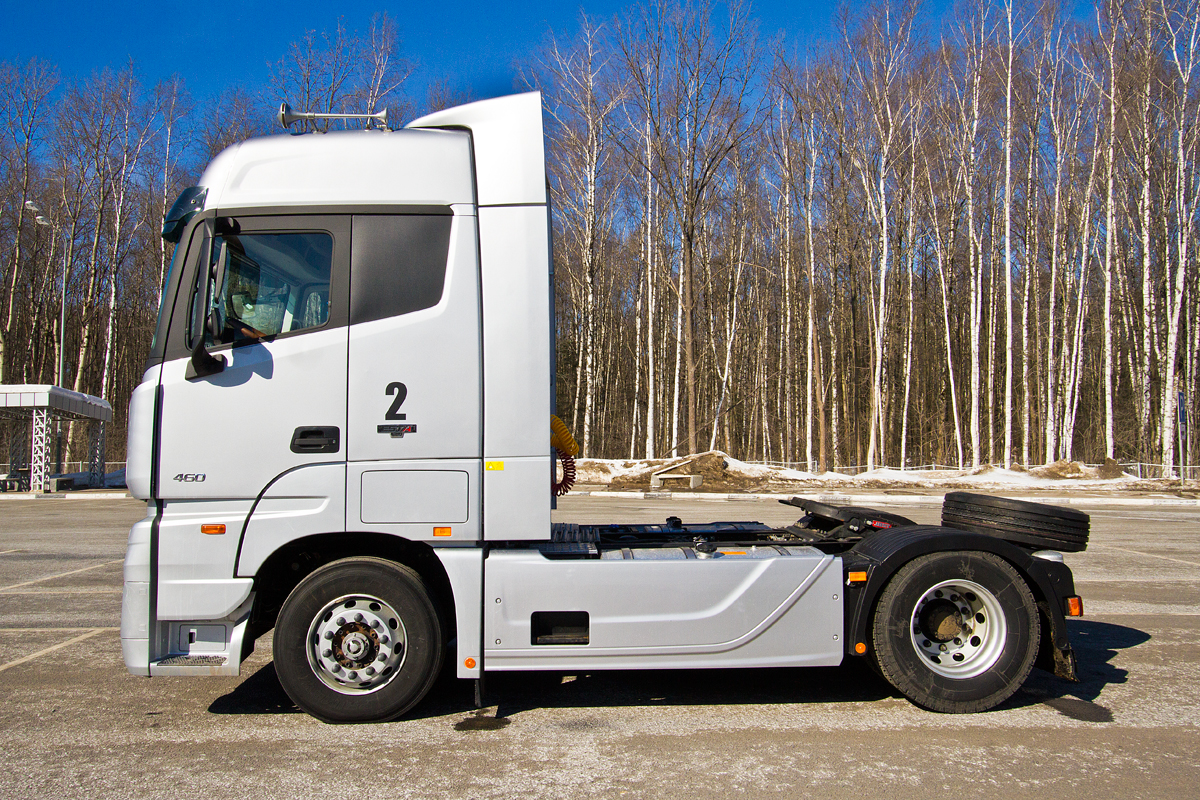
left=208, top=659, right=895, bottom=719
left=207, top=619, right=1148, bottom=724
left=1006, top=619, right=1149, bottom=722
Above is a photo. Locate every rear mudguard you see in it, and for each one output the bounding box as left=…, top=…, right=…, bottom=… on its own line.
left=841, top=525, right=1078, bottom=681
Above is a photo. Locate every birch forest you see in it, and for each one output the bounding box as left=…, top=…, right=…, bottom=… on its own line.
left=1, top=1, right=1198, bottom=475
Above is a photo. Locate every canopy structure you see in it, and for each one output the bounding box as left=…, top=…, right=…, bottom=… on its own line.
left=1, top=384, right=112, bottom=493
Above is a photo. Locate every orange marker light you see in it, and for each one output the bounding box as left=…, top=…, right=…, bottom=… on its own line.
left=855, top=642, right=867, bottom=654
left=433, top=527, right=452, bottom=537
left=1065, top=596, right=1084, bottom=617
left=464, top=658, right=476, bottom=669
left=847, top=571, right=868, bottom=583
left=200, top=524, right=226, bottom=535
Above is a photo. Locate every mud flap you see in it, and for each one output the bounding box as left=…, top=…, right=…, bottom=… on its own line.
left=1036, top=600, right=1078, bottom=681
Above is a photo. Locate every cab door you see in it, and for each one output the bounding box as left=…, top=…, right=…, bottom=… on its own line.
left=155, top=213, right=350, bottom=503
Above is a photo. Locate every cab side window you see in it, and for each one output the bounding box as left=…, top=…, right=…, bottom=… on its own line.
left=204, top=231, right=333, bottom=346
left=162, top=214, right=347, bottom=363
left=350, top=214, right=452, bottom=324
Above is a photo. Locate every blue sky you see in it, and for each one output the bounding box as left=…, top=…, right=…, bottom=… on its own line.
left=3, top=1, right=847, bottom=116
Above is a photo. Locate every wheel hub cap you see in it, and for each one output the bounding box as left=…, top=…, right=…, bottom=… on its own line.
left=909, top=580, right=1006, bottom=679
left=307, top=595, right=407, bottom=695
left=918, top=599, right=966, bottom=642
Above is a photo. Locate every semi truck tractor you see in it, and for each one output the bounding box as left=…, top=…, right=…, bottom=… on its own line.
left=121, top=92, right=1086, bottom=723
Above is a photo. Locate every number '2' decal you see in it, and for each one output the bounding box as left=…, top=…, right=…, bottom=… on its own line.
left=385, top=382, right=408, bottom=420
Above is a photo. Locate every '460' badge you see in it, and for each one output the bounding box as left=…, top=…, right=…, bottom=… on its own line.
left=172, top=473, right=206, bottom=482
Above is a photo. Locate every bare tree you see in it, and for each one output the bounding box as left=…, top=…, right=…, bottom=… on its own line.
left=0, top=58, right=58, bottom=382
left=538, top=15, right=625, bottom=456
left=619, top=0, right=761, bottom=455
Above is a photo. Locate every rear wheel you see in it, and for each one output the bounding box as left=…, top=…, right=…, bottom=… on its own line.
left=871, top=551, right=1039, bottom=713
left=273, top=557, right=443, bottom=723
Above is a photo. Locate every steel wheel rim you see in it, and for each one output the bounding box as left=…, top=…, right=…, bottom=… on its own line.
left=909, top=579, right=1006, bottom=679
left=306, top=594, right=408, bottom=695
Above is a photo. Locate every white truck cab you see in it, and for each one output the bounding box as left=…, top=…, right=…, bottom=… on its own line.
left=122, top=93, right=1084, bottom=722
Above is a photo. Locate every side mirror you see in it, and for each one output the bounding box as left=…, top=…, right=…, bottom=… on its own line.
left=185, top=238, right=229, bottom=380
left=185, top=321, right=226, bottom=380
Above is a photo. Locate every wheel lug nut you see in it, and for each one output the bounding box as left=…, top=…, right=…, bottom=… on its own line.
left=322, top=649, right=332, bottom=658
left=336, top=616, right=346, bottom=626
left=355, top=613, right=364, bottom=623
left=324, top=631, right=333, bottom=640
left=961, top=607, right=970, bottom=615
left=371, top=619, right=381, bottom=629
left=377, top=653, right=387, bottom=662
left=331, top=664, right=341, bottom=673
left=939, top=644, right=948, bottom=652
left=922, top=640, right=931, bottom=648
left=347, top=671, right=358, bottom=680
left=953, top=638, right=962, bottom=646
left=380, top=635, right=389, bottom=645
left=365, top=667, right=376, bottom=676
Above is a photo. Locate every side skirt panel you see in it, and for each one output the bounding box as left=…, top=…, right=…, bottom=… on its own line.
left=483, top=548, right=844, bottom=671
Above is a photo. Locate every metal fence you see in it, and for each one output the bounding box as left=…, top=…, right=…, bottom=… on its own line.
left=1, top=462, right=126, bottom=478
left=746, top=460, right=1198, bottom=480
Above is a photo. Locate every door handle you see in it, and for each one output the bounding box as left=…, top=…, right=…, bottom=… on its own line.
left=291, top=426, right=340, bottom=454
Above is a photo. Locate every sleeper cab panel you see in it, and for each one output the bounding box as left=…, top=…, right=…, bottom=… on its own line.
left=477, top=204, right=551, bottom=541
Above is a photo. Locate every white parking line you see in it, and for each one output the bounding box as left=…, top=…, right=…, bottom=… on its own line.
left=0, top=549, right=22, bottom=555
left=1084, top=600, right=1200, bottom=615
left=0, top=560, right=122, bottom=593
left=1091, top=543, right=1200, bottom=568
left=0, top=628, right=114, bottom=674
left=0, top=628, right=117, bottom=632
left=0, top=589, right=122, bottom=594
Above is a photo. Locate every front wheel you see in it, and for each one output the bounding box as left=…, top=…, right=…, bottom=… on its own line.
left=273, top=557, right=444, bottom=723
left=871, top=551, right=1039, bottom=713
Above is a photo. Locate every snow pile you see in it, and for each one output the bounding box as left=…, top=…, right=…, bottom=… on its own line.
left=573, top=452, right=1150, bottom=492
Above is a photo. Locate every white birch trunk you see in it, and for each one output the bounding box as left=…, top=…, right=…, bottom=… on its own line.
left=1003, top=0, right=1015, bottom=469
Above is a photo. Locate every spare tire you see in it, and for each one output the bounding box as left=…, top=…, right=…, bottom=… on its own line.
left=941, top=492, right=1089, bottom=553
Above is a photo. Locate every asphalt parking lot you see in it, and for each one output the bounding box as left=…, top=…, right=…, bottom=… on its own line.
left=1, top=493, right=1198, bottom=799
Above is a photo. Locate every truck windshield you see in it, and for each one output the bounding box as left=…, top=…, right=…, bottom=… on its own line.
left=149, top=236, right=189, bottom=354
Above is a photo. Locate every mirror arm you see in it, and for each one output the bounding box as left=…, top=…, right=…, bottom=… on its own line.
left=185, top=337, right=225, bottom=381
left=185, top=237, right=228, bottom=381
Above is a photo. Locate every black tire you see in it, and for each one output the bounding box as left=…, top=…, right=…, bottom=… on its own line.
left=942, top=492, right=1089, bottom=552
left=273, top=557, right=444, bottom=724
left=871, top=551, right=1039, bottom=713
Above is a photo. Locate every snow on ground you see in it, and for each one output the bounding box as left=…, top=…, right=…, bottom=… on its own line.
left=573, top=451, right=1162, bottom=493
left=56, top=468, right=126, bottom=489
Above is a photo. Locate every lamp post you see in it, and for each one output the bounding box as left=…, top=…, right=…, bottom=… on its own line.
left=24, top=201, right=68, bottom=476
